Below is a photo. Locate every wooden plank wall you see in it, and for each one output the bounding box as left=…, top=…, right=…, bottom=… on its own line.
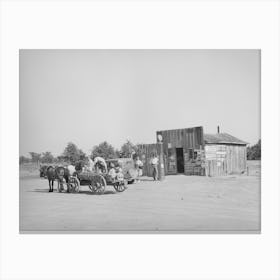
left=205, top=144, right=247, bottom=176
left=184, top=148, right=205, bottom=176
left=156, top=126, right=205, bottom=175
left=225, top=145, right=247, bottom=174
left=165, top=148, right=176, bottom=174
left=156, top=126, right=204, bottom=152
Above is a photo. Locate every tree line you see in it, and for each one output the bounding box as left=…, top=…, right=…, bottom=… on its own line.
left=247, top=139, right=261, bottom=160
left=19, top=140, right=140, bottom=165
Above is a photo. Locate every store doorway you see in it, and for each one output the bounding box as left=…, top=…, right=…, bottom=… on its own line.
left=176, top=148, right=184, bottom=173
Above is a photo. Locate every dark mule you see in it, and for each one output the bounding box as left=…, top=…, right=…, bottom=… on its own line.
left=46, top=166, right=56, bottom=192
left=46, top=165, right=72, bottom=193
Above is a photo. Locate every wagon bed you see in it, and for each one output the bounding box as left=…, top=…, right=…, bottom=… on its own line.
left=75, top=170, right=128, bottom=194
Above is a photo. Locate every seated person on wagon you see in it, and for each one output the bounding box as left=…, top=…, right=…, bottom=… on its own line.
left=108, top=161, right=123, bottom=182
left=108, top=162, right=117, bottom=181
left=93, top=156, right=108, bottom=174
left=82, top=156, right=95, bottom=172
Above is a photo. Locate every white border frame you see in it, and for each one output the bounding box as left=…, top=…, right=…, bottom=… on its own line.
left=1, top=0, right=279, bottom=279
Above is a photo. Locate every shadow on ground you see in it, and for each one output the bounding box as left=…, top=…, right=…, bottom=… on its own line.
left=28, top=189, right=117, bottom=195
left=137, top=178, right=155, bottom=182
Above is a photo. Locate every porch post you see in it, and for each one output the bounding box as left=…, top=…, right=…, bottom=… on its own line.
left=158, top=142, right=165, bottom=181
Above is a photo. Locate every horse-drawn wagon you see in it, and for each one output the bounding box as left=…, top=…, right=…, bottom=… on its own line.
left=45, top=157, right=136, bottom=194
left=57, top=170, right=128, bottom=194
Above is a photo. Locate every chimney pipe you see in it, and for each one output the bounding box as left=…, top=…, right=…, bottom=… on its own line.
left=217, top=126, right=220, bottom=134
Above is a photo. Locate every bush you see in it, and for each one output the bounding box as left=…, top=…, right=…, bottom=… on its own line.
left=247, top=139, right=261, bottom=160
left=29, top=152, right=41, bottom=163
left=41, top=151, right=55, bottom=163
left=19, top=156, right=30, bottom=164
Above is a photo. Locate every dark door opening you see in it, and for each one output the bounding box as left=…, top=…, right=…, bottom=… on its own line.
left=176, top=148, right=184, bottom=173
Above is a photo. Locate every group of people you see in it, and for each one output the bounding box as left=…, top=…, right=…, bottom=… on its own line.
left=84, top=156, right=123, bottom=181
left=83, top=154, right=160, bottom=182
left=134, top=154, right=159, bottom=182
left=82, top=156, right=108, bottom=174
left=108, top=162, right=123, bottom=181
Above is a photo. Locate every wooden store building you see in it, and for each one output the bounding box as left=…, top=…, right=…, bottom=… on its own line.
left=138, top=126, right=248, bottom=177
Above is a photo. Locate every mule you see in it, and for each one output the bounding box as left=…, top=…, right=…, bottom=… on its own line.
left=46, top=165, right=69, bottom=192
left=55, top=166, right=71, bottom=193
left=47, top=165, right=77, bottom=193
left=46, top=166, right=56, bottom=192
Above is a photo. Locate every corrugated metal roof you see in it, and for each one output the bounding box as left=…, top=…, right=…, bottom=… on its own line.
left=204, top=133, right=248, bottom=145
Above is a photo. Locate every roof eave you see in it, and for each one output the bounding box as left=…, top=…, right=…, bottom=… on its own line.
left=205, top=141, right=248, bottom=145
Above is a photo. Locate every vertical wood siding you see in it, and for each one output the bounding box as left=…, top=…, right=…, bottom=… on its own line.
left=156, top=126, right=205, bottom=175
left=205, top=144, right=247, bottom=176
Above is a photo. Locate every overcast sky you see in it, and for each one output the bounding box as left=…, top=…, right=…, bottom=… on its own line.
left=19, top=49, right=260, bottom=157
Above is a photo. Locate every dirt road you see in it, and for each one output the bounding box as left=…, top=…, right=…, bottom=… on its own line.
left=19, top=165, right=260, bottom=232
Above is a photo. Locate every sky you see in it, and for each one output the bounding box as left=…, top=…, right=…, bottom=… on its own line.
left=19, top=49, right=260, bottom=157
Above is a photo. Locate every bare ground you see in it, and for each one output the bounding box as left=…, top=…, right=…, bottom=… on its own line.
left=19, top=161, right=260, bottom=232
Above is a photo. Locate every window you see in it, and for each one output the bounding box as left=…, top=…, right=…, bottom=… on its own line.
left=188, top=149, right=197, bottom=160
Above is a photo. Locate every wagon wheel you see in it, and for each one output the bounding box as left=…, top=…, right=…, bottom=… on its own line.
left=90, top=174, right=106, bottom=195
left=113, top=180, right=128, bottom=192
left=70, top=177, right=80, bottom=193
